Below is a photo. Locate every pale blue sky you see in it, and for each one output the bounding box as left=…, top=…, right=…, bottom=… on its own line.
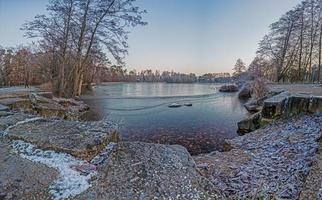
left=0, top=0, right=301, bottom=74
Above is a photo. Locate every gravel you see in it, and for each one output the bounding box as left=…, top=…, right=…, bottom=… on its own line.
left=196, top=115, right=322, bottom=199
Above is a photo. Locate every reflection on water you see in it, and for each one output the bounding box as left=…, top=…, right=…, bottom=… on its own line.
left=81, top=83, right=248, bottom=155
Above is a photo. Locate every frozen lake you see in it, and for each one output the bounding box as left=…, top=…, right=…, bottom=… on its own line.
left=81, top=83, right=249, bottom=154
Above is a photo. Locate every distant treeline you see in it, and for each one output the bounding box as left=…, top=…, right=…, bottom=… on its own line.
left=95, top=66, right=231, bottom=83
left=0, top=46, right=231, bottom=87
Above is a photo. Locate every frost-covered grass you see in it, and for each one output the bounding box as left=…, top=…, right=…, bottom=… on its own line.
left=91, top=142, right=117, bottom=165
left=10, top=140, right=97, bottom=200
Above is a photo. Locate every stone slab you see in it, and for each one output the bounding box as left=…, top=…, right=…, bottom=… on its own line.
left=262, top=92, right=290, bottom=119
left=6, top=118, right=117, bottom=161
left=0, top=98, right=32, bottom=111
left=76, top=142, right=224, bottom=200
left=0, top=113, right=35, bottom=131
left=0, top=141, right=58, bottom=199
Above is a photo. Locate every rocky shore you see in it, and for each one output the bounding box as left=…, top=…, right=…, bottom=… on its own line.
left=0, top=86, right=321, bottom=199
left=195, top=115, right=322, bottom=199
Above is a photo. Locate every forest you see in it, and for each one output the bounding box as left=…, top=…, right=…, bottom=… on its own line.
left=0, top=0, right=322, bottom=98
left=255, top=0, right=322, bottom=83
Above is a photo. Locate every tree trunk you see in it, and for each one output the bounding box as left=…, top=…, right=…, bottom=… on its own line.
left=72, top=67, right=81, bottom=97
left=58, top=62, right=65, bottom=96
left=299, top=10, right=304, bottom=81
left=308, top=0, right=314, bottom=82
left=319, top=23, right=322, bottom=82
left=77, top=73, right=83, bottom=96
left=58, top=0, right=74, bottom=97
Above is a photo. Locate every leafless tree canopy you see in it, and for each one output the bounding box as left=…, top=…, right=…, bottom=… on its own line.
left=21, top=0, right=147, bottom=97
left=256, top=0, right=322, bottom=83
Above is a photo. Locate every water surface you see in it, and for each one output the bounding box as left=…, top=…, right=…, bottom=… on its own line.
left=81, top=83, right=248, bottom=154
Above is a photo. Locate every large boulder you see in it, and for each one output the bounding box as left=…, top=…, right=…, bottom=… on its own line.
left=29, top=93, right=68, bottom=118
left=287, top=93, right=311, bottom=116
left=238, top=83, right=253, bottom=99
left=0, top=98, right=33, bottom=112
left=309, top=96, right=322, bottom=114
left=0, top=142, right=58, bottom=199
left=6, top=117, right=118, bottom=161
left=0, top=112, right=35, bottom=132
left=244, top=99, right=262, bottom=113
left=76, top=142, right=224, bottom=200
left=219, top=84, right=238, bottom=92
left=237, top=112, right=262, bottom=134
left=0, top=104, right=9, bottom=112
left=262, top=92, right=290, bottom=119
left=29, top=93, right=89, bottom=120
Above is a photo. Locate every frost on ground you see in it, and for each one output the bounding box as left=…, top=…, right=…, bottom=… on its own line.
left=195, top=115, right=322, bottom=199
left=91, top=142, right=117, bottom=165
left=1, top=117, right=43, bottom=137
left=10, top=140, right=97, bottom=200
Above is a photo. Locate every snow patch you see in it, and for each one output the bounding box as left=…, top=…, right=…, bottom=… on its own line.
left=10, top=140, right=97, bottom=200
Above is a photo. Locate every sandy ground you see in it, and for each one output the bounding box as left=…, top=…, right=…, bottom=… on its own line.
left=268, top=84, right=322, bottom=96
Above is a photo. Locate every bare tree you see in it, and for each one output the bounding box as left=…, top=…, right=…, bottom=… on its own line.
left=256, top=0, right=322, bottom=83
left=233, top=58, right=246, bottom=77
left=23, top=0, right=146, bottom=97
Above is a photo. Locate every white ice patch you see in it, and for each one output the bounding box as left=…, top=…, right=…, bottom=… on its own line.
left=10, top=140, right=97, bottom=200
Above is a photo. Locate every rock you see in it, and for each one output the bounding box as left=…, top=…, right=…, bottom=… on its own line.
left=244, top=104, right=262, bottom=113
left=0, top=104, right=9, bottom=112
left=262, top=92, right=290, bottom=119
left=54, top=97, right=90, bottom=119
left=287, top=94, right=311, bottom=116
left=269, top=88, right=285, bottom=96
left=262, top=91, right=322, bottom=119
left=70, top=163, right=97, bottom=175
left=237, top=112, right=262, bottom=134
left=197, top=115, right=322, bottom=199
left=29, top=93, right=52, bottom=104
left=194, top=149, right=251, bottom=181
left=6, top=117, right=118, bottom=161
left=28, top=93, right=89, bottom=120
left=10, top=140, right=97, bottom=200
left=219, top=84, right=238, bottom=92
left=36, top=92, right=54, bottom=99
left=34, top=103, right=67, bottom=118
left=0, top=111, right=13, bottom=118
left=76, top=142, right=225, bottom=200
left=168, top=103, right=182, bottom=108
left=0, top=113, right=35, bottom=132
left=244, top=100, right=262, bottom=113
left=0, top=142, right=58, bottom=200
left=29, top=93, right=67, bottom=118
left=0, top=91, right=89, bottom=120
left=0, top=98, right=32, bottom=112
left=238, top=83, right=253, bottom=99
left=309, top=96, right=322, bottom=114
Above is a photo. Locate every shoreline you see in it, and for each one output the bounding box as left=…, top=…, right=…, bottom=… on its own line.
left=0, top=85, right=321, bottom=199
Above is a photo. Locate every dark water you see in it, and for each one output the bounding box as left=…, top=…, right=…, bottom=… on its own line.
left=81, top=83, right=248, bottom=155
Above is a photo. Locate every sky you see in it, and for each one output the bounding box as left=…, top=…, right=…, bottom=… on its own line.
left=0, top=0, right=302, bottom=75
